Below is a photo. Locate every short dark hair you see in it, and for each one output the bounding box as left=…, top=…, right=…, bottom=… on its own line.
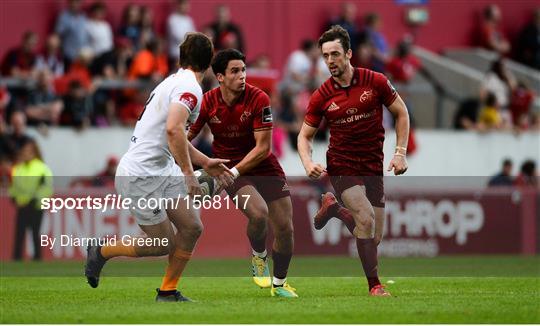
left=179, top=32, right=214, bottom=72
left=502, top=158, right=512, bottom=167
left=521, top=160, right=536, bottom=176
left=211, top=48, right=245, bottom=76
left=483, top=5, right=496, bottom=20
left=318, top=25, right=351, bottom=52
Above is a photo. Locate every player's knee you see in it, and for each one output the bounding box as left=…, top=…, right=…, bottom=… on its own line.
left=274, top=220, right=293, bottom=238
left=249, top=206, right=269, bottom=224
left=354, top=215, right=373, bottom=232
left=183, top=221, right=204, bottom=240
left=363, top=217, right=374, bottom=230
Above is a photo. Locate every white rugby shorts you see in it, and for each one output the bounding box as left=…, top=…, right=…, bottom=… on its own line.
left=115, top=164, right=187, bottom=225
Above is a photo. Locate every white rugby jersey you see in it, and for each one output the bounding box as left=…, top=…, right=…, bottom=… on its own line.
left=119, top=69, right=202, bottom=176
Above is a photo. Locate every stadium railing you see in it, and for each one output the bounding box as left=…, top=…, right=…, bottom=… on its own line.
left=412, top=46, right=484, bottom=129
left=444, top=47, right=540, bottom=93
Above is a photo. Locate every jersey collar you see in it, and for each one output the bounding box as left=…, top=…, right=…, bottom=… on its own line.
left=217, top=85, right=247, bottom=107
left=331, top=67, right=359, bottom=89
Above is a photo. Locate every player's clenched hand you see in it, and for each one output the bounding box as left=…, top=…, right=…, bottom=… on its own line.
left=185, top=175, right=203, bottom=197
left=305, top=162, right=326, bottom=179
left=387, top=155, right=408, bottom=175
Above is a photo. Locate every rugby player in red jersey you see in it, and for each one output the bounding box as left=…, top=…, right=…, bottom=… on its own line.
left=298, top=26, right=410, bottom=296
left=189, top=49, right=297, bottom=298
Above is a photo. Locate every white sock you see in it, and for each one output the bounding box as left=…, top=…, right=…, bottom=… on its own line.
left=252, top=249, right=267, bottom=258
left=273, top=277, right=286, bottom=286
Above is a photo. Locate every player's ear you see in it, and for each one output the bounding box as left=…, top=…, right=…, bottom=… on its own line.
left=216, top=73, right=225, bottom=83
left=346, top=49, right=353, bottom=60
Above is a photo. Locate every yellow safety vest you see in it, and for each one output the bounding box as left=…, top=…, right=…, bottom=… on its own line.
left=9, top=158, right=53, bottom=209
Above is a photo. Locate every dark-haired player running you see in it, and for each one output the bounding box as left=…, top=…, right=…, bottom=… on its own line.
left=298, top=26, right=410, bottom=296
left=189, top=49, right=297, bottom=298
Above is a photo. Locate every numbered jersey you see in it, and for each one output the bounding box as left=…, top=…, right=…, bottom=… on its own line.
left=120, top=69, right=202, bottom=176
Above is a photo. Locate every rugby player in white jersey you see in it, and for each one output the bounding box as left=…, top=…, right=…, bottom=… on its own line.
left=85, top=33, right=234, bottom=302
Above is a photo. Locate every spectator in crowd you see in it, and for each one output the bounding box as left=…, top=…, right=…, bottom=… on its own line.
left=478, top=4, right=510, bottom=54
left=386, top=37, right=443, bottom=130
left=1, top=31, right=38, bottom=78
left=509, top=81, right=535, bottom=130
left=279, top=40, right=324, bottom=151
left=35, top=34, right=65, bottom=77
left=128, top=38, right=168, bottom=82
left=281, top=39, right=320, bottom=95
left=453, top=98, right=481, bottom=130
left=0, top=85, right=11, bottom=119
left=531, top=112, right=540, bottom=131
left=478, top=92, right=511, bottom=130
left=61, top=80, right=93, bottom=129
left=247, top=54, right=280, bottom=95
left=480, top=59, right=516, bottom=109
left=360, top=12, right=388, bottom=72
left=517, top=8, right=540, bottom=70
left=167, top=0, right=196, bottom=68
left=6, top=111, right=32, bottom=160
left=86, top=1, right=113, bottom=58
left=89, top=37, right=134, bottom=126
left=61, top=48, right=94, bottom=93
left=249, top=54, right=271, bottom=70
left=355, top=41, right=376, bottom=70
left=55, top=0, right=90, bottom=66
left=514, top=160, right=538, bottom=187
left=0, top=135, right=12, bottom=189
left=139, top=6, right=156, bottom=49
left=90, top=37, right=133, bottom=78
left=386, top=37, right=442, bottom=91
left=25, top=69, right=63, bottom=126
left=119, top=3, right=142, bottom=49
left=488, top=158, right=513, bottom=186
left=118, top=87, right=150, bottom=126
left=93, top=155, right=118, bottom=187
left=0, top=117, right=14, bottom=188
left=325, top=2, right=360, bottom=53
left=208, top=4, right=245, bottom=53
left=9, top=138, right=53, bottom=261
left=70, top=155, right=118, bottom=187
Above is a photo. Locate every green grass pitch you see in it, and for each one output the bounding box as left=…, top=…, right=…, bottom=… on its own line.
left=1, top=256, right=539, bottom=323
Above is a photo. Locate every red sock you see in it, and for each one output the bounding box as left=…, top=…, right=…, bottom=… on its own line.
left=355, top=238, right=381, bottom=290
left=272, top=250, right=292, bottom=279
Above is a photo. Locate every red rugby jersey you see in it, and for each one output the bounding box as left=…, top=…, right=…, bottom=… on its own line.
left=190, top=84, right=283, bottom=175
left=304, top=68, right=398, bottom=174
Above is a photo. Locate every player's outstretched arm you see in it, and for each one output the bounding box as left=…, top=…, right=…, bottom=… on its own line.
left=233, top=129, right=272, bottom=176
left=166, top=103, right=201, bottom=196
left=298, top=122, right=326, bottom=179
left=386, top=95, right=410, bottom=175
